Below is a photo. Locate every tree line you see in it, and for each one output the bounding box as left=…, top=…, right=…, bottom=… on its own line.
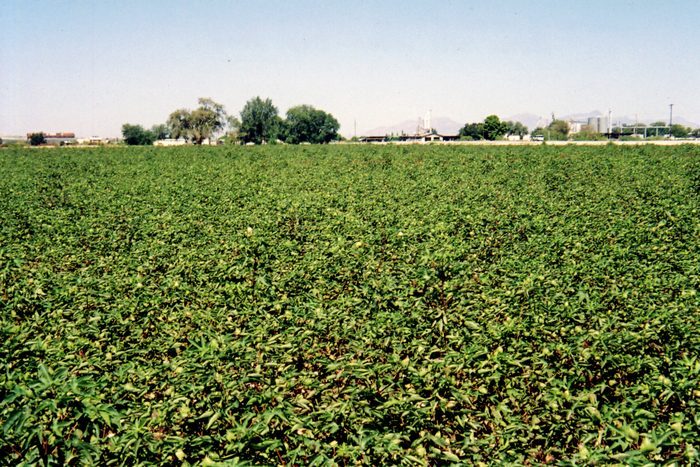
left=459, top=115, right=700, bottom=141
left=122, top=102, right=700, bottom=145
left=458, top=115, right=529, bottom=141
left=122, top=97, right=339, bottom=146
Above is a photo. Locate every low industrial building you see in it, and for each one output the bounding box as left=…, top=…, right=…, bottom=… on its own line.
left=26, top=132, right=76, bottom=145
left=359, top=132, right=459, bottom=143
left=154, top=138, right=189, bottom=146
left=399, top=132, right=459, bottom=142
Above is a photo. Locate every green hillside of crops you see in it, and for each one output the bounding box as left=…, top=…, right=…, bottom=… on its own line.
left=2, top=145, right=699, bottom=465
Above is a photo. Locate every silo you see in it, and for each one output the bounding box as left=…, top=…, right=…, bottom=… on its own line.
left=587, top=117, right=609, bottom=133
left=587, top=117, right=599, bottom=132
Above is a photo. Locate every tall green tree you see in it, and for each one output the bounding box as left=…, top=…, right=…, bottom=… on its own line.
left=28, top=133, right=46, bottom=146
left=121, top=124, right=155, bottom=145
left=505, top=121, right=529, bottom=140
left=482, top=115, right=507, bottom=141
left=458, top=123, right=484, bottom=140
left=190, top=98, right=227, bottom=144
left=220, top=116, right=242, bottom=144
left=547, top=120, right=570, bottom=140
left=167, top=109, right=193, bottom=141
left=670, top=124, right=689, bottom=138
left=150, top=124, right=170, bottom=140
left=166, top=98, right=227, bottom=144
left=283, top=105, right=340, bottom=144
left=239, top=97, right=280, bottom=144
left=460, top=116, right=509, bottom=141
left=531, top=120, right=569, bottom=141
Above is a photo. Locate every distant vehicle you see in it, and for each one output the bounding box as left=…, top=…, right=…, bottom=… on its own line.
left=532, top=135, right=544, bottom=142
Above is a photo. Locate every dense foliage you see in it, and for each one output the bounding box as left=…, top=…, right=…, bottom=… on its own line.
left=532, top=120, right=570, bottom=141
left=28, top=133, right=46, bottom=146
left=238, top=97, right=281, bottom=145
left=482, top=115, right=507, bottom=141
left=1, top=145, right=699, bottom=465
left=458, top=116, right=525, bottom=141
left=166, top=99, right=227, bottom=145
left=121, top=124, right=157, bottom=146
left=282, top=106, right=340, bottom=144
left=458, top=122, right=485, bottom=141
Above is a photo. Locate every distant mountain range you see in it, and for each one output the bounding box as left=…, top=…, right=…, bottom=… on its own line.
left=503, top=113, right=548, bottom=132
left=362, top=111, right=698, bottom=136
left=364, top=117, right=463, bottom=136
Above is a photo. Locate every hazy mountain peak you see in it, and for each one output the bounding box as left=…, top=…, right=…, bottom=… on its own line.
left=363, top=117, right=463, bottom=136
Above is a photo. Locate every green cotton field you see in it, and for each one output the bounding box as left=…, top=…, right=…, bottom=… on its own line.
left=2, top=144, right=700, bottom=465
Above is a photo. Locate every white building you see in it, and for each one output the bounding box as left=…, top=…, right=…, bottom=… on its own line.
left=567, top=120, right=588, bottom=134
left=154, top=138, right=188, bottom=147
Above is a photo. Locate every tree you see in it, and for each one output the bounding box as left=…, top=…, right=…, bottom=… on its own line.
left=482, top=115, right=507, bottom=140
left=165, top=98, right=227, bottom=144
left=505, top=121, right=528, bottom=140
left=551, top=121, right=569, bottom=137
left=459, top=115, right=508, bottom=141
left=530, top=120, right=569, bottom=141
left=670, top=124, right=689, bottom=138
left=29, top=133, right=46, bottom=146
left=150, top=124, right=169, bottom=140
left=190, top=98, right=227, bottom=144
left=691, top=128, right=700, bottom=138
left=167, top=109, right=193, bottom=142
left=458, top=122, right=484, bottom=140
left=536, top=119, right=569, bottom=140
left=283, top=105, right=340, bottom=144
left=239, top=97, right=280, bottom=144
left=121, top=124, right=156, bottom=145
left=219, top=116, right=242, bottom=145
left=531, top=127, right=545, bottom=138
left=572, top=125, right=606, bottom=141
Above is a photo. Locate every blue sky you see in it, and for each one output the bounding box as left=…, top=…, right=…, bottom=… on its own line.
left=1, top=0, right=698, bottom=137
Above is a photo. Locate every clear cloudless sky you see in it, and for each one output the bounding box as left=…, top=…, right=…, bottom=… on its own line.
left=1, top=0, right=698, bottom=137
